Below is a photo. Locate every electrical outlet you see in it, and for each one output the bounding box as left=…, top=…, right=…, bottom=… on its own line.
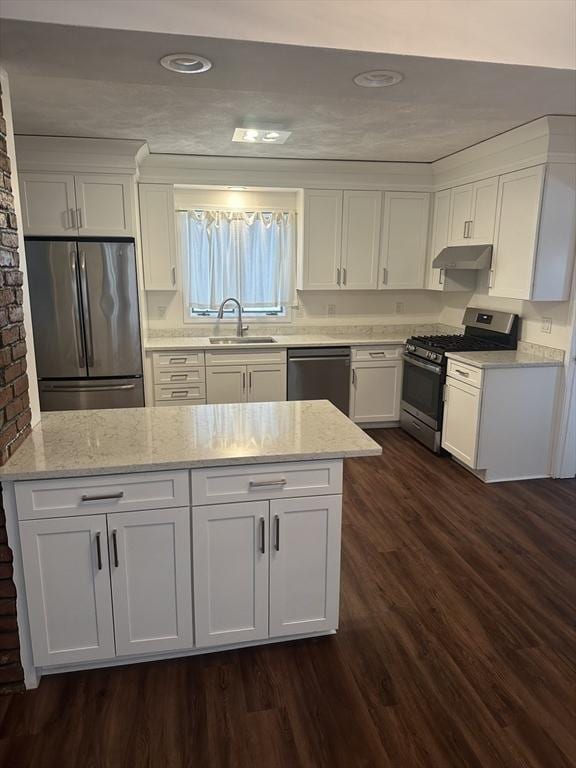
left=327, top=304, right=336, bottom=316
left=157, top=305, right=167, bottom=318
left=541, top=317, right=552, bottom=334
left=395, top=302, right=404, bottom=314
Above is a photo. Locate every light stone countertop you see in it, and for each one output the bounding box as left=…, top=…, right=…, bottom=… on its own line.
left=445, top=350, right=564, bottom=369
left=0, top=400, right=382, bottom=481
left=144, top=333, right=409, bottom=351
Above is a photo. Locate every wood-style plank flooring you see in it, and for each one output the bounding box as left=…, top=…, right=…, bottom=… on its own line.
left=1, top=428, right=575, bottom=768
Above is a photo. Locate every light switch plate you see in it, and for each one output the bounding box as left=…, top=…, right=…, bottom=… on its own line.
left=541, top=317, right=552, bottom=334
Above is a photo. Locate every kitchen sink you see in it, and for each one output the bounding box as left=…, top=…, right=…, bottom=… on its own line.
left=209, top=336, right=277, bottom=344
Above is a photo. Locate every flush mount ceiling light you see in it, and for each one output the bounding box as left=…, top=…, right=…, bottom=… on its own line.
left=232, top=128, right=292, bottom=144
left=353, top=70, right=404, bottom=88
left=160, top=53, right=213, bottom=74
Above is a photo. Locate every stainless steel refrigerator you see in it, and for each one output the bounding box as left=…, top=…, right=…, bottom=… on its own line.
left=26, top=238, right=144, bottom=411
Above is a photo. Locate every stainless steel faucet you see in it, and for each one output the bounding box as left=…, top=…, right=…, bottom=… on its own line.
left=217, top=297, right=248, bottom=338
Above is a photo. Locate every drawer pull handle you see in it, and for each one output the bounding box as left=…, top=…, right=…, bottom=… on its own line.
left=170, top=374, right=188, bottom=381
left=169, top=357, right=187, bottom=364
left=259, top=517, right=266, bottom=554
left=369, top=352, right=387, bottom=357
left=81, top=492, right=124, bottom=502
left=170, top=390, right=189, bottom=397
left=95, top=532, right=103, bottom=570
left=112, top=529, right=119, bottom=568
left=249, top=478, right=287, bottom=489
left=274, top=515, right=280, bottom=551
left=454, top=369, right=470, bottom=377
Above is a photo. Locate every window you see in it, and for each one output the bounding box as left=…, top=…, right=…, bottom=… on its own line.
left=178, top=209, right=296, bottom=320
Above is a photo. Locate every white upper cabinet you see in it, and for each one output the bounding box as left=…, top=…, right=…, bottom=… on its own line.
left=490, top=164, right=576, bottom=301
left=108, top=507, right=193, bottom=656
left=300, top=190, right=343, bottom=290
left=74, top=175, right=134, bottom=237
left=341, top=191, right=381, bottom=289
left=138, top=183, right=178, bottom=291
left=19, top=514, right=116, bottom=667
left=379, top=192, right=430, bottom=290
left=447, top=177, right=497, bottom=245
left=427, top=190, right=477, bottom=292
left=19, top=172, right=135, bottom=237
left=20, top=173, right=77, bottom=235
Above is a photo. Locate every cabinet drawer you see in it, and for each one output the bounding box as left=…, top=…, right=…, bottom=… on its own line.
left=191, top=460, right=342, bottom=505
left=447, top=360, right=483, bottom=388
left=154, top=383, right=206, bottom=403
left=352, top=345, right=403, bottom=361
left=15, top=471, right=190, bottom=520
left=152, top=351, right=205, bottom=369
left=154, top=367, right=205, bottom=385
left=155, top=398, right=206, bottom=407
left=205, top=348, right=287, bottom=366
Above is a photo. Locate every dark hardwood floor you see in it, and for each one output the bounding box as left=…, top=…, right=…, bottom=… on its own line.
left=1, top=428, right=575, bottom=768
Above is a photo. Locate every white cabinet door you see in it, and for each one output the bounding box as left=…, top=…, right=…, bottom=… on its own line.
left=206, top=365, right=247, bottom=404
left=247, top=363, right=286, bottom=403
left=350, top=360, right=402, bottom=423
left=468, top=177, right=498, bottom=243
left=19, top=515, right=115, bottom=667
left=448, top=184, right=473, bottom=245
left=489, top=166, right=545, bottom=300
left=108, top=507, right=193, bottom=656
left=341, top=190, right=381, bottom=289
left=193, top=501, right=269, bottom=647
left=139, top=183, right=177, bottom=290
left=441, top=378, right=482, bottom=468
left=380, top=192, right=430, bottom=289
left=300, top=190, right=343, bottom=290
left=269, top=495, right=341, bottom=637
left=74, top=174, right=134, bottom=236
left=427, top=189, right=451, bottom=290
left=19, top=172, right=77, bottom=235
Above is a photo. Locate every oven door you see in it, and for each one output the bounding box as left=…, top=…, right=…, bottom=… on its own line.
left=401, top=354, right=444, bottom=430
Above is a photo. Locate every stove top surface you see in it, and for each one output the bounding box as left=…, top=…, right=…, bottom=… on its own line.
left=409, top=334, right=506, bottom=352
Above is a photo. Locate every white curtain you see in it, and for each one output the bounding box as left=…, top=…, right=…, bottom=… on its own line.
left=178, top=210, right=296, bottom=311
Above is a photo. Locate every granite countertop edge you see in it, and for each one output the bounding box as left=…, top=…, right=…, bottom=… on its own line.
left=445, top=350, right=564, bottom=369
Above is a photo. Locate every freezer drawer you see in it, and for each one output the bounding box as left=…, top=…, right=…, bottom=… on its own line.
left=39, top=378, right=144, bottom=411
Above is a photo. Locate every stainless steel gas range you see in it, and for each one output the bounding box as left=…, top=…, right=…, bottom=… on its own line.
left=400, top=308, right=519, bottom=453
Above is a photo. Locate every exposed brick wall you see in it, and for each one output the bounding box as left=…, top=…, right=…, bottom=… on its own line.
left=0, top=83, right=31, bottom=693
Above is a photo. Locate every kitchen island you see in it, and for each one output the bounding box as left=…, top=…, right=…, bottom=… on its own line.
left=0, top=400, right=380, bottom=688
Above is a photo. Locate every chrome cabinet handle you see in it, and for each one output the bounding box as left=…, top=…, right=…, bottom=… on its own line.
left=259, top=517, right=266, bottom=554
left=274, top=515, right=280, bottom=552
left=439, top=268, right=445, bottom=286
left=170, top=390, right=189, bottom=397
left=112, top=530, right=119, bottom=568
left=336, top=267, right=341, bottom=286
left=70, top=208, right=77, bottom=229
left=382, top=267, right=388, bottom=285
left=81, top=491, right=124, bottom=502
left=488, top=269, right=495, bottom=289
left=352, top=368, right=356, bottom=385
left=249, top=371, right=252, bottom=390
left=249, top=478, right=287, bottom=488
left=95, top=532, right=102, bottom=570
left=369, top=351, right=387, bottom=357
left=171, top=266, right=176, bottom=286
left=169, top=357, right=187, bottom=364
left=454, top=369, right=470, bottom=377
left=242, top=371, right=246, bottom=391
left=170, top=373, right=188, bottom=381
left=342, top=267, right=347, bottom=285
left=76, top=208, right=83, bottom=229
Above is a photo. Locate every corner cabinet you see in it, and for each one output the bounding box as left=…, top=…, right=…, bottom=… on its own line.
left=138, top=183, right=178, bottom=291
left=349, top=346, right=403, bottom=424
left=489, top=164, right=576, bottom=301
left=19, top=172, right=135, bottom=237
left=427, top=189, right=477, bottom=292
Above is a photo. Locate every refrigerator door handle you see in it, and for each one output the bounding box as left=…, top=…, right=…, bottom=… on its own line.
left=69, top=250, right=86, bottom=368
left=79, top=250, right=94, bottom=368
left=42, top=383, right=137, bottom=393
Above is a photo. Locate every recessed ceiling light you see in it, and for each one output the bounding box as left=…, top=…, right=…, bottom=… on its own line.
left=232, top=128, right=292, bottom=144
left=353, top=70, right=404, bottom=88
left=160, top=53, right=213, bottom=74
left=228, top=186, right=247, bottom=191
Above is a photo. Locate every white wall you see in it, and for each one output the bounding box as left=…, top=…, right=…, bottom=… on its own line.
left=0, top=68, right=40, bottom=426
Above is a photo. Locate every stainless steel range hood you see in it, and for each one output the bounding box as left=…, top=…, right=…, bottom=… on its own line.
left=432, top=244, right=492, bottom=270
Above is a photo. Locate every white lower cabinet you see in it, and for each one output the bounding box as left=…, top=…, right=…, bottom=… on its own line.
left=192, top=494, right=342, bottom=648
left=206, top=365, right=246, bottom=404
left=442, top=377, right=482, bottom=468
left=109, top=507, right=193, bottom=656
left=206, top=363, right=286, bottom=404
left=19, top=514, right=116, bottom=667
left=269, top=495, right=341, bottom=637
left=192, top=501, right=269, bottom=647
left=247, top=363, right=286, bottom=402
left=349, top=347, right=403, bottom=423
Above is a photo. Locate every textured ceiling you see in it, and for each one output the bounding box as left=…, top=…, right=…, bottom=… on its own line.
left=1, top=20, right=575, bottom=162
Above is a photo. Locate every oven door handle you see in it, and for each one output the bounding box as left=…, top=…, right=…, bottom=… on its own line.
left=402, top=354, right=443, bottom=375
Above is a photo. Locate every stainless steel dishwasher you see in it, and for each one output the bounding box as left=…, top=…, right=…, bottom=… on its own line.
left=287, top=347, right=351, bottom=414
